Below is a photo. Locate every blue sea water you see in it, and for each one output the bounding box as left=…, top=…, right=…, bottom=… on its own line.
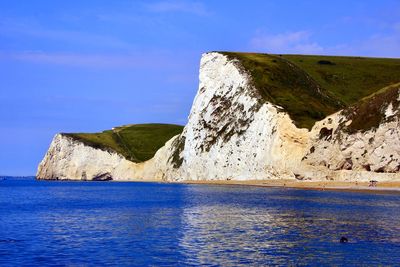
left=0, top=178, right=399, bottom=266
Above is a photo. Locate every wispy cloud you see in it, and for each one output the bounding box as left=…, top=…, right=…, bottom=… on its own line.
left=146, top=1, right=209, bottom=16
left=357, top=26, right=400, bottom=57
left=250, top=21, right=400, bottom=58
left=0, top=18, right=132, bottom=50
left=0, top=51, right=183, bottom=69
left=318, top=22, right=400, bottom=57
left=250, top=29, right=400, bottom=58
left=250, top=30, right=324, bottom=54
left=11, top=52, right=135, bottom=68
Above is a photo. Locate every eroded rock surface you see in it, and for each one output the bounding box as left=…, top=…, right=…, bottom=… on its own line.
left=36, top=134, right=152, bottom=181
left=156, top=53, right=310, bottom=181
left=302, top=89, right=400, bottom=180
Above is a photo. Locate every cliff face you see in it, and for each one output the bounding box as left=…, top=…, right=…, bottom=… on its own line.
left=157, top=52, right=309, bottom=181
left=302, top=85, right=400, bottom=181
left=36, top=134, right=153, bottom=181
left=37, top=52, right=400, bottom=182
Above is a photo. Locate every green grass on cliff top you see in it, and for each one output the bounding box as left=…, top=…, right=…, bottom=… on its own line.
left=222, top=52, right=400, bottom=129
left=63, top=124, right=184, bottom=163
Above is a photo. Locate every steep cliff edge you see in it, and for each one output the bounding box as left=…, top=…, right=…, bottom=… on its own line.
left=156, top=52, right=310, bottom=181
left=37, top=124, right=183, bottom=180
left=37, top=52, right=400, bottom=182
left=37, top=134, right=145, bottom=180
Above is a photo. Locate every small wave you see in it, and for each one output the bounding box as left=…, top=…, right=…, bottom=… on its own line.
left=0, top=239, right=23, bottom=243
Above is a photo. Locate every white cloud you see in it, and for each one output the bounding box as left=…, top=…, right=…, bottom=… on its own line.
left=358, top=33, right=400, bottom=58
left=0, top=18, right=132, bottom=50
left=250, top=24, right=400, bottom=58
left=146, top=1, right=209, bottom=16
left=12, top=52, right=134, bottom=68
left=0, top=51, right=183, bottom=69
left=323, top=23, right=400, bottom=58
left=250, top=30, right=324, bottom=54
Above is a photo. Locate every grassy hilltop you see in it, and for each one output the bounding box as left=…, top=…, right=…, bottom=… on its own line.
left=63, top=124, right=183, bottom=163
left=223, top=52, right=400, bottom=129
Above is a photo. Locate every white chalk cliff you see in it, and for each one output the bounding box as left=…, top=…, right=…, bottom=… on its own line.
left=302, top=97, right=400, bottom=181
left=36, top=134, right=155, bottom=181
left=37, top=52, right=400, bottom=182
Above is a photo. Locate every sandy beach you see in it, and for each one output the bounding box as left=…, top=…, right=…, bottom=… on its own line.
left=179, top=179, right=400, bottom=193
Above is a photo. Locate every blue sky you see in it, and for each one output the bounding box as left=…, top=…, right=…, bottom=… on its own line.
left=1, top=0, right=400, bottom=175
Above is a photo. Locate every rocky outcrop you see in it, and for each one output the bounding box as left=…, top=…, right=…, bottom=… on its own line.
left=36, top=134, right=154, bottom=181
left=301, top=86, right=400, bottom=181
left=37, top=52, right=400, bottom=182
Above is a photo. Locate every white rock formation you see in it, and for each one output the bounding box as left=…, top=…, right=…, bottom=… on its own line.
left=36, top=134, right=153, bottom=181
left=302, top=97, right=400, bottom=181
left=156, top=52, right=309, bottom=181
left=37, top=52, right=400, bottom=182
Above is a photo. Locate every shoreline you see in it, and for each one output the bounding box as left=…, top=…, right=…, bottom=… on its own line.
left=176, top=179, right=400, bottom=194
left=33, top=177, right=400, bottom=194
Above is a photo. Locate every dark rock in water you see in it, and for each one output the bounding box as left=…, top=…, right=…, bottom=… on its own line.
left=340, top=236, right=349, bottom=243
left=92, top=173, right=113, bottom=181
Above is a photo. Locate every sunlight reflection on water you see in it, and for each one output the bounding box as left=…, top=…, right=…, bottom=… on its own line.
left=178, top=185, right=400, bottom=266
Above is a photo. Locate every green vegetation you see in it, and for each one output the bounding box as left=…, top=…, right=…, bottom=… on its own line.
left=63, top=124, right=184, bottom=162
left=282, top=54, right=400, bottom=105
left=221, top=52, right=400, bottom=129
left=340, top=82, right=400, bottom=133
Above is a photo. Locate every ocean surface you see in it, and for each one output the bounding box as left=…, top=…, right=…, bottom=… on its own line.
left=0, top=178, right=399, bottom=266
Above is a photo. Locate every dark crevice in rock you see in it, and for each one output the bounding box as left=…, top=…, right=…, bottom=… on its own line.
left=319, top=127, right=333, bottom=140
left=363, top=164, right=371, bottom=171
left=169, top=135, right=186, bottom=168
left=92, top=173, right=113, bottom=181
left=294, top=173, right=305, bottom=180
left=336, top=158, right=353, bottom=170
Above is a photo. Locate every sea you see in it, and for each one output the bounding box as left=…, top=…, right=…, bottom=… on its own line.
left=0, top=177, right=399, bottom=266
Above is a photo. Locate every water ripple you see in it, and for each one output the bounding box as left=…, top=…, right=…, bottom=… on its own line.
left=0, top=180, right=399, bottom=266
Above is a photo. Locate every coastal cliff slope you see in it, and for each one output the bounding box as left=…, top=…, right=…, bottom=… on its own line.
left=155, top=52, right=311, bottom=181
left=303, top=83, right=400, bottom=179
left=37, top=134, right=142, bottom=181
left=36, top=124, right=183, bottom=180
left=37, top=52, right=400, bottom=182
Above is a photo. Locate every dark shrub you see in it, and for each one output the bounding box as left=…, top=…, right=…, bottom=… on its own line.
left=318, top=60, right=335, bottom=65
